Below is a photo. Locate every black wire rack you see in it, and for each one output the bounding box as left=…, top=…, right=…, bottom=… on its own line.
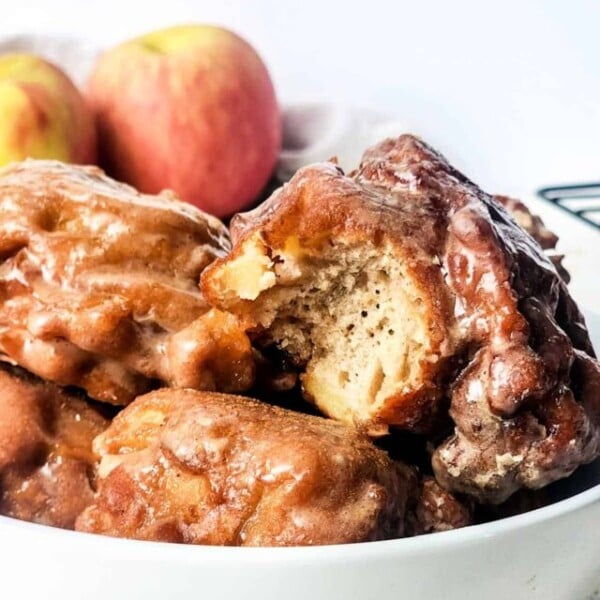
left=537, top=183, right=600, bottom=230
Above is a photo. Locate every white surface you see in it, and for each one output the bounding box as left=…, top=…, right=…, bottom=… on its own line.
left=1, top=0, right=599, bottom=195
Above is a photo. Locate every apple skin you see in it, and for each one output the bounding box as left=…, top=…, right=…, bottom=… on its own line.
left=0, top=54, right=96, bottom=167
left=87, top=25, right=282, bottom=217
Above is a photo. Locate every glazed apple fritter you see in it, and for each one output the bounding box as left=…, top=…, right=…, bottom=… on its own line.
left=0, top=366, right=108, bottom=528
left=202, top=134, right=600, bottom=503
left=76, top=389, right=414, bottom=546
left=0, top=160, right=255, bottom=405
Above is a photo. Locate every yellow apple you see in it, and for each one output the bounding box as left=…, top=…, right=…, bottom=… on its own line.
left=0, top=54, right=96, bottom=166
left=87, top=25, right=281, bottom=217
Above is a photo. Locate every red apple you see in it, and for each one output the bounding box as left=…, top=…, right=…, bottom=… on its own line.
left=87, top=25, right=281, bottom=217
left=0, top=53, right=96, bottom=167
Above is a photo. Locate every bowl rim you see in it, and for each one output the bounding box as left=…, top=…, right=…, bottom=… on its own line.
left=1, top=477, right=598, bottom=563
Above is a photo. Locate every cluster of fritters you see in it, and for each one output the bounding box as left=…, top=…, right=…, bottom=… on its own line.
left=0, top=135, right=598, bottom=546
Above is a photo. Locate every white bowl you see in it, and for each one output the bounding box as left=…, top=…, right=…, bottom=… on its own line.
left=0, top=34, right=599, bottom=597
left=0, top=198, right=598, bottom=600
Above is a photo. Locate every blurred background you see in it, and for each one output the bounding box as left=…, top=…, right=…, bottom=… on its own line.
left=2, top=0, right=598, bottom=195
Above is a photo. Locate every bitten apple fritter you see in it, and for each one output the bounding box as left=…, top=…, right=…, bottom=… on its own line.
left=0, top=366, right=108, bottom=528
left=202, top=134, right=600, bottom=503
left=76, top=389, right=414, bottom=546
left=0, top=160, right=255, bottom=405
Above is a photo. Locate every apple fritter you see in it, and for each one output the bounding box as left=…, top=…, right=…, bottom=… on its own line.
left=76, top=389, right=414, bottom=546
left=0, top=366, right=109, bottom=528
left=202, top=134, right=600, bottom=503
left=0, top=160, right=255, bottom=405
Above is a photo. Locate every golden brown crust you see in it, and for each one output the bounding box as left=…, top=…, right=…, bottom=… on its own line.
left=76, top=389, right=414, bottom=546
left=0, top=160, right=255, bottom=404
left=0, top=366, right=108, bottom=528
